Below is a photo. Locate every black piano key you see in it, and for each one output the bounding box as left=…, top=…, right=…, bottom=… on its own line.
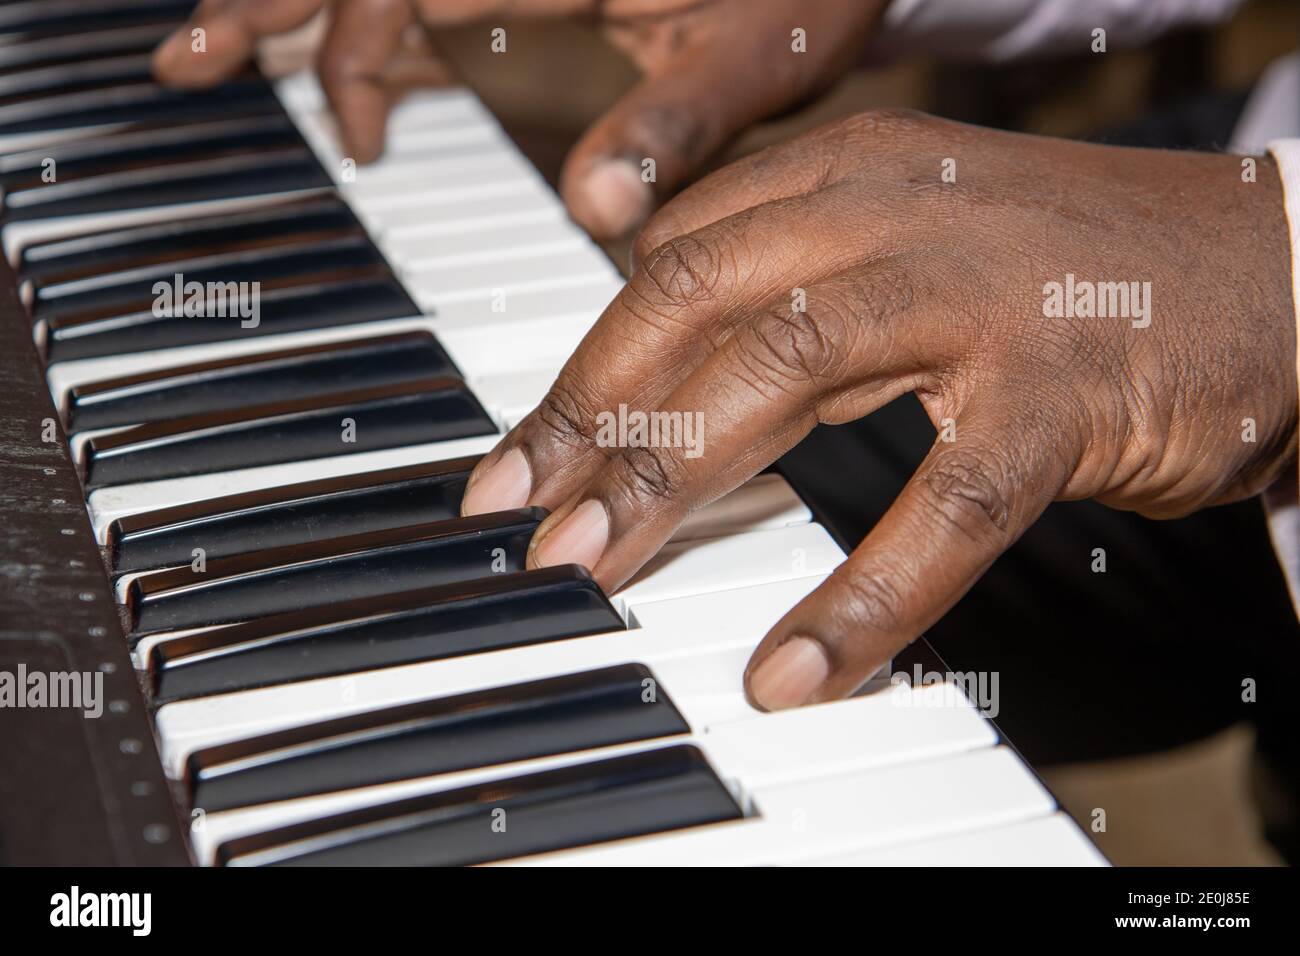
left=108, top=456, right=479, bottom=575
left=0, top=1, right=194, bottom=37
left=0, top=52, right=154, bottom=104
left=83, top=377, right=495, bottom=489
left=0, top=113, right=305, bottom=195
left=0, top=23, right=176, bottom=74
left=217, top=745, right=741, bottom=867
left=43, top=274, right=419, bottom=362
left=186, top=663, right=683, bottom=813
left=34, top=233, right=382, bottom=319
left=5, top=146, right=329, bottom=223
left=151, top=565, right=625, bottom=701
left=0, top=77, right=280, bottom=139
left=126, top=508, right=544, bottom=636
left=2, top=112, right=300, bottom=181
left=20, top=192, right=355, bottom=284
left=65, top=332, right=459, bottom=432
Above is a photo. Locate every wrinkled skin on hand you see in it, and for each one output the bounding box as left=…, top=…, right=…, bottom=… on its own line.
left=458, top=109, right=1297, bottom=710
left=153, top=0, right=882, bottom=236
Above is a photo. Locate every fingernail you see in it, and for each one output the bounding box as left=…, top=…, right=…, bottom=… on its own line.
left=533, top=499, right=609, bottom=572
left=461, top=448, right=531, bottom=516
left=748, top=637, right=831, bottom=711
left=579, top=159, right=653, bottom=237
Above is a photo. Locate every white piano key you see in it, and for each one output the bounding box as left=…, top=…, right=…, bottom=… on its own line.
left=381, top=217, right=585, bottom=272
left=154, top=575, right=828, bottom=775
left=55, top=348, right=552, bottom=445
left=273, top=70, right=328, bottom=112
left=310, top=118, right=504, bottom=163
left=503, top=746, right=1055, bottom=866
left=189, top=737, right=689, bottom=866
left=87, top=72, right=1072, bottom=872
left=615, top=522, right=844, bottom=611
left=188, top=679, right=1001, bottom=866
left=470, top=367, right=554, bottom=429
left=428, top=279, right=621, bottom=333
left=383, top=123, right=504, bottom=155
left=672, top=473, right=810, bottom=540
left=804, top=813, right=1107, bottom=866
left=0, top=122, right=135, bottom=157
left=132, top=625, right=207, bottom=672
left=63, top=362, right=530, bottom=446
left=405, top=244, right=617, bottom=308
left=349, top=179, right=559, bottom=238
left=299, top=117, right=504, bottom=172
left=86, top=432, right=504, bottom=543
left=370, top=186, right=565, bottom=244
left=752, top=745, right=1057, bottom=855
left=114, top=473, right=811, bottom=610
left=339, top=151, right=541, bottom=206
left=45, top=318, right=410, bottom=401
left=3, top=190, right=334, bottom=264
left=701, top=679, right=998, bottom=787
left=141, top=519, right=830, bottom=678
left=45, top=278, right=621, bottom=404
left=276, top=74, right=493, bottom=130
left=384, top=89, right=501, bottom=131
left=344, top=148, right=528, bottom=189
left=438, top=311, right=592, bottom=378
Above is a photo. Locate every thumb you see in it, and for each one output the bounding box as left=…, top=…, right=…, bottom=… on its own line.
left=744, top=416, right=1065, bottom=711
left=559, top=43, right=784, bottom=240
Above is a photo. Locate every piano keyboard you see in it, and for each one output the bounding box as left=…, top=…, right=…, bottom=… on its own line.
left=0, top=0, right=1103, bottom=866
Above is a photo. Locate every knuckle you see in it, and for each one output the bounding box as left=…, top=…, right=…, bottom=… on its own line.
left=627, top=103, right=716, bottom=170
left=316, top=53, right=362, bottom=85
left=744, top=301, right=847, bottom=385
left=630, top=213, right=683, bottom=271
left=836, top=567, right=908, bottom=638
left=533, top=382, right=602, bottom=448
left=609, top=445, right=683, bottom=506
left=630, top=228, right=662, bottom=270
left=922, top=451, right=1012, bottom=536
left=842, top=106, right=930, bottom=142
left=638, top=234, right=723, bottom=307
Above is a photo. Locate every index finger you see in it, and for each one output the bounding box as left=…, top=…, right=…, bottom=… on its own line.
left=459, top=185, right=866, bottom=517
left=317, top=0, right=415, bottom=163
left=153, top=0, right=325, bottom=87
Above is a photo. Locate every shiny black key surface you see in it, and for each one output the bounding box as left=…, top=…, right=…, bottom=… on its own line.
left=34, top=232, right=379, bottom=318
left=0, top=113, right=305, bottom=195
left=43, top=273, right=418, bottom=362
left=0, top=1, right=193, bottom=38
left=108, top=456, right=479, bottom=575
left=126, top=508, right=543, bottom=636
left=20, top=192, right=356, bottom=284
left=0, top=77, right=279, bottom=139
left=185, top=663, right=677, bottom=811
left=217, top=745, right=741, bottom=867
left=151, top=565, right=624, bottom=700
left=0, top=23, right=175, bottom=74
left=0, top=52, right=153, bottom=103
left=6, top=146, right=328, bottom=223
left=64, top=332, right=459, bottom=432
left=83, top=377, right=494, bottom=489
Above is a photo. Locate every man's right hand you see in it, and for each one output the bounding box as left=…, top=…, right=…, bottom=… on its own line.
left=152, top=0, right=885, bottom=238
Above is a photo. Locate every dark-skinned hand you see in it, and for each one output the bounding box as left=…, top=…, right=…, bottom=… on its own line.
left=152, top=0, right=884, bottom=237
left=458, top=110, right=1296, bottom=711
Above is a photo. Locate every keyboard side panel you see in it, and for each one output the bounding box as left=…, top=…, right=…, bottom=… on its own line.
left=0, top=253, right=189, bottom=865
